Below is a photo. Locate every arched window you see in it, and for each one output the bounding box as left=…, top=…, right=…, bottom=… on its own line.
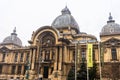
left=40, top=32, right=55, bottom=46
left=111, top=48, right=117, bottom=60
left=39, top=32, right=56, bottom=62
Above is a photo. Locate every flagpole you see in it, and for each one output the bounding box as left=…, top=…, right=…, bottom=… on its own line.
left=87, top=43, right=93, bottom=80
left=87, top=42, right=89, bottom=80
left=87, top=64, right=89, bottom=80
left=98, top=42, right=102, bottom=80
left=75, top=43, right=77, bottom=80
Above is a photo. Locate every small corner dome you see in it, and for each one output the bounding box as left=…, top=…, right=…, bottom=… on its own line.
left=100, top=13, right=120, bottom=36
left=51, top=6, right=80, bottom=33
left=2, top=27, right=22, bottom=46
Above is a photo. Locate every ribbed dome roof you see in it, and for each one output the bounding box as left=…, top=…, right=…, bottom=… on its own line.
left=100, top=13, right=120, bottom=36
left=51, top=6, right=80, bottom=33
left=1, top=28, right=22, bottom=46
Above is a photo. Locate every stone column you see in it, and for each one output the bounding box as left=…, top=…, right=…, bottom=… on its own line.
left=64, top=46, right=67, bottom=62
left=117, top=48, right=119, bottom=60
left=29, top=49, right=32, bottom=69
left=8, top=65, right=11, bottom=74
left=67, top=48, right=70, bottom=62
left=95, top=49, right=98, bottom=61
left=43, top=51, right=45, bottom=60
left=15, top=65, right=18, bottom=74
left=23, top=52, right=25, bottom=62
left=31, top=49, right=36, bottom=70
left=36, top=46, right=40, bottom=62
left=70, top=50, right=72, bottom=62
left=10, top=65, right=12, bottom=74
left=18, top=52, right=20, bottom=62
left=21, top=65, right=24, bottom=75
left=54, top=48, right=58, bottom=70
left=28, top=48, right=36, bottom=80
left=59, top=47, right=62, bottom=70
left=108, top=48, right=111, bottom=61
left=50, top=50, right=52, bottom=60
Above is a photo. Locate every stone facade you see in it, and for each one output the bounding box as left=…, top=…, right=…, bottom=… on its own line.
left=0, top=7, right=120, bottom=80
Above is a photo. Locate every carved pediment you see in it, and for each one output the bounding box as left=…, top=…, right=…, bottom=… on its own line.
left=103, top=38, right=120, bottom=47
left=0, top=46, right=11, bottom=53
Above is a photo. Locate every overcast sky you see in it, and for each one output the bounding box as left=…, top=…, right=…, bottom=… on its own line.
left=0, top=0, right=120, bottom=46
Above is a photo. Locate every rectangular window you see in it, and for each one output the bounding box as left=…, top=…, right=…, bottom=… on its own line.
left=2, top=54, right=5, bottom=62
left=24, top=66, right=28, bottom=74
left=52, top=50, right=55, bottom=60
left=0, top=65, right=2, bottom=74
left=45, top=50, right=50, bottom=61
left=93, top=50, right=95, bottom=61
left=26, top=53, right=29, bottom=61
left=20, top=53, right=24, bottom=62
left=18, top=66, right=21, bottom=74
left=12, top=66, right=16, bottom=74
left=111, top=48, right=117, bottom=60
left=14, top=53, right=18, bottom=62
left=81, top=49, right=86, bottom=61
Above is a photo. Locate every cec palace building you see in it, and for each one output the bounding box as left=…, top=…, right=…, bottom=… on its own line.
left=0, top=6, right=120, bottom=80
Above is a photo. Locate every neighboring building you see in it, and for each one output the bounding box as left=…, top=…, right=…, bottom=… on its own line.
left=0, top=7, right=120, bottom=80
left=100, top=13, right=120, bottom=79
left=0, top=28, right=30, bottom=80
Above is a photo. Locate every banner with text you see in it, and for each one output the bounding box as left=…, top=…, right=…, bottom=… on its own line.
left=87, top=43, right=93, bottom=67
